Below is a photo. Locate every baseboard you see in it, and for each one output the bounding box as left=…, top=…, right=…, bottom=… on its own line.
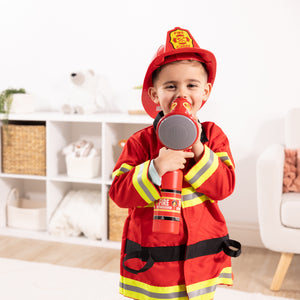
left=227, top=222, right=265, bottom=248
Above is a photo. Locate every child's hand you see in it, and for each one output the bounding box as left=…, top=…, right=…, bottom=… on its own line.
left=191, top=140, right=204, bottom=162
left=153, top=147, right=194, bottom=177
left=191, top=119, right=204, bottom=162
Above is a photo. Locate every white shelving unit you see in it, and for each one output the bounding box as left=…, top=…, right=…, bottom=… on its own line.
left=0, top=112, right=152, bottom=248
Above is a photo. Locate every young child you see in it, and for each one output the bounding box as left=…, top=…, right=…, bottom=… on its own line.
left=109, top=27, right=241, bottom=300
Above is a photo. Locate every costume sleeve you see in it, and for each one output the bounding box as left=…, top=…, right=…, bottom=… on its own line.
left=184, top=123, right=235, bottom=201
left=109, top=136, right=161, bottom=208
left=148, top=159, right=162, bottom=186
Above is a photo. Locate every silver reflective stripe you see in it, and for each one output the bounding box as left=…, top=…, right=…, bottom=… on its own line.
left=187, top=272, right=232, bottom=298
left=216, top=153, right=233, bottom=168
left=219, top=155, right=229, bottom=162
left=188, top=284, right=216, bottom=298
left=182, top=191, right=204, bottom=202
left=219, top=273, right=232, bottom=279
left=112, top=163, right=133, bottom=178
left=137, top=163, right=156, bottom=203
left=189, top=149, right=215, bottom=185
left=120, top=166, right=131, bottom=173
left=120, top=282, right=188, bottom=299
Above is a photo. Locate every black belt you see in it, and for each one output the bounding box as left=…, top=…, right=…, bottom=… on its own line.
left=123, top=235, right=241, bottom=274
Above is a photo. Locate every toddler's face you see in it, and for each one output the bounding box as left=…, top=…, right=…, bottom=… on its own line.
left=148, top=61, right=211, bottom=118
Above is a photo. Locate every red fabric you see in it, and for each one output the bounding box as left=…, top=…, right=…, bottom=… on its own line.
left=109, top=121, right=235, bottom=290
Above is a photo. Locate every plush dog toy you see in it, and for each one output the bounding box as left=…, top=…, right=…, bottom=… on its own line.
left=61, top=69, right=113, bottom=114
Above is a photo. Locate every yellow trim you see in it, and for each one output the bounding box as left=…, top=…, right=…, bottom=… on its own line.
left=120, top=275, right=187, bottom=292
left=154, top=209, right=181, bottom=213
left=132, top=161, right=160, bottom=205
left=120, top=267, right=233, bottom=300
left=187, top=267, right=233, bottom=299
left=120, top=276, right=188, bottom=300
left=188, top=267, right=232, bottom=291
left=160, top=196, right=181, bottom=201
left=185, top=146, right=219, bottom=189
left=216, top=152, right=234, bottom=168
left=215, top=151, right=227, bottom=156
left=185, top=145, right=210, bottom=180
left=193, top=154, right=218, bottom=188
left=132, top=164, right=149, bottom=203
left=181, top=187, right=213, bottom=208
left=137, top=203, right=155, bottom=208
left=141, top=161, right=161, bottom=200
left=112, top=163, right=134, bottom=178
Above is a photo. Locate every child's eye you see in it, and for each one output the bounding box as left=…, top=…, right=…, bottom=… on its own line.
left=187, top=83, right=198, bottom=88
left=165, top=84, right=176, bottom=89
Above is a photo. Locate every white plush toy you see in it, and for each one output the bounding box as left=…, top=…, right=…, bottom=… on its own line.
left=61, top=69, right=113, bottom=114
left=62, top=140, right=98, bottom=158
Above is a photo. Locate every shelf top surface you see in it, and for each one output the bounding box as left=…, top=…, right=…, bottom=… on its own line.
left=0, top=112, right=153, bottom=124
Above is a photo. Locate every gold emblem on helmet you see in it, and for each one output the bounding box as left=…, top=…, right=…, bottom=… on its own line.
left=169, top=29, right=194, bottom=49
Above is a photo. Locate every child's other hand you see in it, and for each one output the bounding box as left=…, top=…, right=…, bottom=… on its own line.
left=153, top=147, right=194, bottom=177
left=191, top=140, right=204, bottom=162
left=191, top=119, right=204, bottom=161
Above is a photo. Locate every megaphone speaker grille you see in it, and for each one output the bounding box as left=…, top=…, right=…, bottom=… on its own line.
left=157, top=115, right=198, bottom=150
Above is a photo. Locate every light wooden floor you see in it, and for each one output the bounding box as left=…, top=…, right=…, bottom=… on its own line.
left=0, top=236, right=299, bottom=299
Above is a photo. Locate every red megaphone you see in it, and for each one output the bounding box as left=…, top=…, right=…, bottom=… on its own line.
left=153, top=98, right=199, bottom=234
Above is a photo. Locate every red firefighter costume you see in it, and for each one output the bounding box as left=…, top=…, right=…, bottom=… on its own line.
left=109, top=27, right=241, bottom=300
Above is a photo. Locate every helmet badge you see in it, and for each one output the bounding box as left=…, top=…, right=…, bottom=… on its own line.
left=169, top=29, right=194, bottom=49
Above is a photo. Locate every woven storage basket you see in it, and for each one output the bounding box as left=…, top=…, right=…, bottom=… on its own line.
left=108, top=197, right=128, bottom=241
left=2, top=122, right=46, bottom=176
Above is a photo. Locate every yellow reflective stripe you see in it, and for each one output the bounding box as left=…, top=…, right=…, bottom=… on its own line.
left=186, top=145, right=211, bottom=179
left=138, top=202, right=155, bottom=208
left=120, top=275, right=188, bottom=300
left=187, top=267, right=233, bottom=300
left=132, top=161, right=160, bottom=205
left=120, top=267, right=233, bottom=300
left=181, top=187, right=213, bottom=208
left=185, top=145, right=219, bottom=189
left=216, top=152, right=234, bottom=168
left=160, top=196, right=180, bottom=201
left=155, top=209, right=180, bottom=213
left=112, top=163, right=134, bottom=178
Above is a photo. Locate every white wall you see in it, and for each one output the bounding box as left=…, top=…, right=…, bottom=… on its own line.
left=1, top=0, right=300, bottom=243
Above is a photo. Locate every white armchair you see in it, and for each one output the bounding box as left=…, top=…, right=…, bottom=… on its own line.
left=257, top=107, right=300, bottom=291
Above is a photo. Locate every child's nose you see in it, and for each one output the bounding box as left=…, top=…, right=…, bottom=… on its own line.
left=176, top=93, right=187, bottom=99
left=176, top=87, right=187, bottom=99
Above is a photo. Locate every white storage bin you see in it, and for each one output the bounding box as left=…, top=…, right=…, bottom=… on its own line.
left=10, top=94, right=35, bottom=114
left=66, top=155, right=100, bottom=179
left=7, top=188, right=47, bottom=231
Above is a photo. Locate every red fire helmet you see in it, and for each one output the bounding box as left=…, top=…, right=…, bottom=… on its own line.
left=142, top=27, right=217, bottom=118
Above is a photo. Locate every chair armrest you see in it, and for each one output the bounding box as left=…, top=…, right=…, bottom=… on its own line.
left=256, top=144, right=285, bottom=247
